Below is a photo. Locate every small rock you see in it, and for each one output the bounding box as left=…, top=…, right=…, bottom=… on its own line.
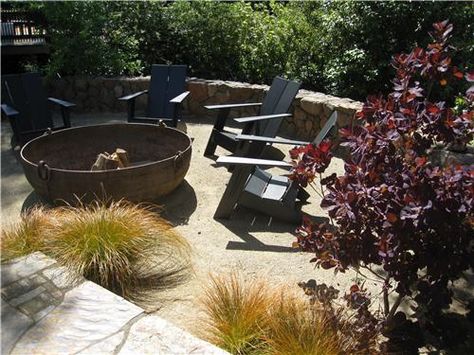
left=113, top=85, right=123, bottom=98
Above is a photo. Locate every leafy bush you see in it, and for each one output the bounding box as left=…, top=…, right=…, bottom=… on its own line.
left=1, top=201, right=191, bottom=299
left=311, top=1, right=474, bottom=99
left=28, top=1, right=146, bottom=76
left=290, top=21, right=474, bottom=352
left=15, top=1, right=473, bottom=99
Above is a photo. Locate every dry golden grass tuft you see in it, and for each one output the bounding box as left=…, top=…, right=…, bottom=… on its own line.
left=1, top=201, right=191, bottom=300
left=1, top=206, right=53, bottom=261
left=264, top=289, right=341, bottom=355
left=200, top=274, right=363, bottom=355
left=200, top=273, right=270, bottom=354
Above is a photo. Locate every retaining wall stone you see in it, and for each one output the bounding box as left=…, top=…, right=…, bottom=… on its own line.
left=46, top=76, right=362, bottom=140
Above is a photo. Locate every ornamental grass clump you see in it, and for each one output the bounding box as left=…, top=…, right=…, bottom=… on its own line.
left=1, top=206, right=53, bottom=261
left=200, top=273, right=270, bottom=354
left=45, top=201, right=191, bottom=299
left=200, top=274, right=358, bottom=355
left=1, top=201, right=191, bottom=300
left=264, top=291, right=342, bottom=355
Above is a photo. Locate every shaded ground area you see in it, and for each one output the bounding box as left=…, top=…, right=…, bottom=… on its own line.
left=1, top=113, right=363, bottom=332
left=2, top=113, right=472, bottom=350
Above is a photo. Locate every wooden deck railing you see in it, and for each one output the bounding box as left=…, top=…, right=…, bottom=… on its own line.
left=1, top=10, right=49, bottom=54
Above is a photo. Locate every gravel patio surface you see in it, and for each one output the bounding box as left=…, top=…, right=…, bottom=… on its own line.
left=1, top=113, right=379, bottom=336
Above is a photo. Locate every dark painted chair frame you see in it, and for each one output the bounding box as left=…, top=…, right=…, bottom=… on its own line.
left=203, top=76, right=301, bottom=158
left=118, top=64, right=190, bottom=128
left=1, top=72, right=75, bottom=147
left=213, top=111, right=339, bottom=223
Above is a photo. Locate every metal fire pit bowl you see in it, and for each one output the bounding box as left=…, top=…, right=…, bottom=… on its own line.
left=20, top=123, right=192, bottom=204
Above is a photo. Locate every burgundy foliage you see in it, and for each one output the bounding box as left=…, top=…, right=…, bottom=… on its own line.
left=291, top=21, right=474, bottom=351
left=289, top=140, right=332, bottom=187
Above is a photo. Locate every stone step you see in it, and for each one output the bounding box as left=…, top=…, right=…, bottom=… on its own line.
left=1, top=252, right=228, bottom=355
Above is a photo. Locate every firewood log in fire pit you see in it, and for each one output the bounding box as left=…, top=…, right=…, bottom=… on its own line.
left=91, top=148, right=129, bottom=171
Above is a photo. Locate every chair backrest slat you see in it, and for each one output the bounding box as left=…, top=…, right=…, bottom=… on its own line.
left=313, top=111, right=338, bottom=146
left=259, top=77, right=301, bottom=138
left=2, top=74, right=33, bottom=133
left=164, top=65, right=187, bottom=118
left=146, top=64, right=187, bottom=119
left=21, top=72, right=52, bottom=129
left=3, top=72, right=53, bottom=132
left=259, top=76, right=288, bottom=116
left=147, top=65, right=168, bottom=118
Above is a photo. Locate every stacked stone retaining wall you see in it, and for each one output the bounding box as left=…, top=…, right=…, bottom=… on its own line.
left=46, top=77, right=362, bottom=140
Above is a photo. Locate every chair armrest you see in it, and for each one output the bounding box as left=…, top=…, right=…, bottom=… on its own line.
left=205, top=102, right=262, bottom=110
left=216, top=156, right=292, bottom=168
left=235, top=134, right=309, bottom=146
left=48, top=97, right=76, bottom=108
left=234, top=113, right=292, bottom=124
left=170, top=91, right=190, bottom=104
left=1, top=104, right=19, bottom=117
left=118, top=90, right=148, bottom=101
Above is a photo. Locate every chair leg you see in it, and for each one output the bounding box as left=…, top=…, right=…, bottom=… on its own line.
left=297, top=188, right=310, bottom=202
left=204, top=107, right=231, bottom=157
left=214, top=165, right=253, bottom=219
left=204, top=130, right=218, bottom=157
left=60, top=107, right=71, bottom=127
left=239, top=191, right=303, bottom=224
left=7, top=116, right=21, bottom=145
left=170, top=102, right=179, bottom=128
left=126, top=99, right=136, bottom=123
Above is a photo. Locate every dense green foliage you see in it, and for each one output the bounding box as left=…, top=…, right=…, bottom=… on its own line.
left=14, top=1, right=474, bottom=100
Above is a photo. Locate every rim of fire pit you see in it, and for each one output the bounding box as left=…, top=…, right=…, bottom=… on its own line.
left=20, top=123, right=193, bottom=174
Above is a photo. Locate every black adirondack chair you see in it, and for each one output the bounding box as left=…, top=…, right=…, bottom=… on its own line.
left=203, top=76, right=301, bottom=158
left=214, top=111, right=338, bottom=223
left=1, top=72, right=75, bottom=147
left=118, top=64, right=189, bottom=128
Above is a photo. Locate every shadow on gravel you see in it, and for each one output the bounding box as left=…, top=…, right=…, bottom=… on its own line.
left=217, top=210, right=328, bottom=253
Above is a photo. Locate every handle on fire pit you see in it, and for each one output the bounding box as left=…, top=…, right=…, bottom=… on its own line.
left=173, top=151, right=183, bottom=172
left=37, top=160, right=51, bottom=181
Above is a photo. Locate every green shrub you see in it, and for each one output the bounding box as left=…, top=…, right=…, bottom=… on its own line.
left=15, top=1, right=474, bottom=99
left=46, top=201, right=191, bottom=298
left=311, top=1, right=474, bottom=99
left=33, top=1, right=145, bottom=77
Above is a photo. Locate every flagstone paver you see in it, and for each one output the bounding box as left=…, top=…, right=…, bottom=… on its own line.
left=12, top=281, right=143, bottom=355
left=77, top=331, right=126, bottom=355
left=118, top=314, right=228, bottom=355
left=1, top=252, right=228, bottom=354
left=1, top=252, right=56, bottom=286
left=1, top=302, right=34, bottom=355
